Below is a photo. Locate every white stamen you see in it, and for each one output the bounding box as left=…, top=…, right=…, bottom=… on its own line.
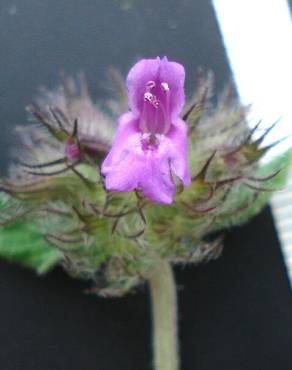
left=159, top=82, right=171, bottom=134
left=146, top=80, right=156, bottom=89
left=144, top=92, right=159, bottom=108
left=144, top=92, right=153, bottom=101
left=161, top=82, right=170, bottom=92
left=142, top=133, right=151, bottom=140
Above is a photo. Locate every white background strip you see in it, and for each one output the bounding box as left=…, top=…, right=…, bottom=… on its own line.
left=212, top=0, right=292, bottom=287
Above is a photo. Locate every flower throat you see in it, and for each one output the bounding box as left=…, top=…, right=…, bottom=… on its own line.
left=139, top=80, right=171, bottom=135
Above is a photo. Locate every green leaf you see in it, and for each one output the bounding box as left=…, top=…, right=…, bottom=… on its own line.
left=0, top=219, right=61, bottom=274
left=212, top=149, right=292, bottom=231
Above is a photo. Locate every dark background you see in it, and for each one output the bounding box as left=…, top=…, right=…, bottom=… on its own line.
left=0, top=1, right=291, bottom=369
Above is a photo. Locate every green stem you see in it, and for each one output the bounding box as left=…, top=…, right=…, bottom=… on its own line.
left=149, top=261, right=179, bottom=370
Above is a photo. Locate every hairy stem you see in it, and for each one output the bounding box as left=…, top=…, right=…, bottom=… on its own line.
left=149, top=261, right=179, bottom=370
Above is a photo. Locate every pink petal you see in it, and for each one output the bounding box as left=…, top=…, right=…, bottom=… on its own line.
left=101, top=112, right=138, bottom=173
left=167, top=118, right=191, bottom=186
left=101, top=114, right=177, bottom=204
left=102, top=113, right=145, bottom=192
left=140, top=150, right=176, bottom=204
left=101, top=58, right=190, bottom=205
left=159, top=56, right=185, bottom=118
left=104, top=144, right=176, bottom=204
left=103, top=139, right=144, bottom=192
left=126, top=57, right=185, bottom=117
left=126, top=58, right=160, bottom=116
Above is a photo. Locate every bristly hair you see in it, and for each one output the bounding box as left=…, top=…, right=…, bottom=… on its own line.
left=0, top=67, right=289, bottom=297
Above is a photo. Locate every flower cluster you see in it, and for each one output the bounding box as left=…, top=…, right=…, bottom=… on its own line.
left=0, top=57, right=289, bottom=296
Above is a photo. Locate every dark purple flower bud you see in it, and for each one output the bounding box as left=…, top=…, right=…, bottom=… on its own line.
left=65, top=139, right=80, bottom=162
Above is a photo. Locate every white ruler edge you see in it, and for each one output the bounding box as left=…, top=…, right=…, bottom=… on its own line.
left=212, top=0, right=292, bottom=287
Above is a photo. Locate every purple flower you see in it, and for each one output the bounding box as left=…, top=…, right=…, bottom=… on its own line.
left=101, top=57, right=191, bottom=204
